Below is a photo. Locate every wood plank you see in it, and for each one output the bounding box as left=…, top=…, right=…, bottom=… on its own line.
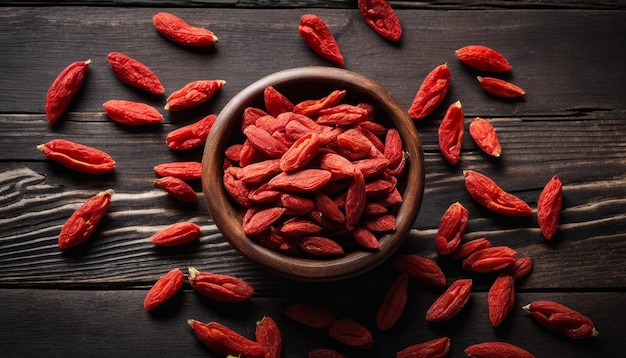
left=0, top=8, right=625, bottom=117
left=0, top=288, right=623, bottom=357
left=3, top=1, right=625, bottom=10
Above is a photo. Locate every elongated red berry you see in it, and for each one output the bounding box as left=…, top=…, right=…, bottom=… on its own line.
left=455, top=45, right=512, bottom=72
left=469, top=117, right=502, bottom=157
left=438, top=100, right=464, bottom=164
left=58, top=189, right=114, bottom=250
left=358, top=0, right=402, bottom=42
left=408, top=63, right=451, bottom=120
left=299, top=14, right=344, bottom=67
left=153, top=12, right=218, bottom=47
left=149, top=222, right=201, bottom=246
left=38, top=139, right=116, bottom=174
left=46, top=59, right=91, bottom=126
left=477, top=76, right=525, bottom=97
left=107, top=52, right=164, bottom=94
left=144, top=268, right=184, bottom=311
left=537, top=175, right=562, bottom=240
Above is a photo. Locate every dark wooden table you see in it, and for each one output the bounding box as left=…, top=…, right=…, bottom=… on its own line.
left=1, top=1, right=625, bottom=357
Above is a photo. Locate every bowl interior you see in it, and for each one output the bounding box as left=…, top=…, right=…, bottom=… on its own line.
left=202, top=66, right=424, bottom=281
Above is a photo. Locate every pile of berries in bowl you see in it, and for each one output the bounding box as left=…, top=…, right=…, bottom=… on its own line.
left=201, top=66, right=424, bottom=281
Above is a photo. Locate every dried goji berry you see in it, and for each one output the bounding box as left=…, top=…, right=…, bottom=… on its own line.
left=45, top=59, right=91, bottom=126
left=285, top=115, right=322, bottom=140
left=297, top=236, right=345, bottom=256
left=461, top=246, right=516, bottom=273
left=317, top=104, right=369, bottom=126
left=239, top=159, right=281, bottom=184
left=225, top=143, right=244, bottom=162
left=235, top=146, right=256, bottom=165
left=279, top=217, right=324, bottom=236
left=243, top=206, right=286, bottom=236
left=351, top=226, right=380, bottom=251
left=285, top=303, right=336, bottom=328
left=38, top=139, right=116, bottom=174
left=362, top=126, right=386, bottom=153
left=223, top=171, right=254, bottom=208
left=154, top=161, right=202, bottom=180
left=464, top=341, right=535, bottom=358
left=383, top=128, right=404, bottom=168
left=537, top=175, right=562, bottom=240
left=248, top=183, right=282, bottom=204
left=268, top=169, right=332, bottom=192
left=257, top=228, right=301, bottom=255
left=143, top=268, right=184, bottom=311
left=376, top=272, right=409, bottom=331
left=58, top=189, right=114, bottom=250
left=107, top=52, right=164, bottom=94
left=353, top=157, right=390, bottom=178
left=328, top=318, right=373, bottom=349
left=450, top=237, right=492, bottom=261
left=504, top=256, right=533, bottom=280
left=264, top=86, right=295, bottom=117
left=522, top=300, right=599, bottom=339
left=154, top=176, right=199, bottom=202
left=149, top=222, right=201, bottom=246
left=280, top=194, right=316, bottom=216
left=435, top=202, right=469, bottom=256
left=165, top=79, right=225, bottom=111
left=397, top=337, right=450, bottom=358
left=255, top=316, right=282, bottom=358
left=315, top=192, right=346, bottom=224
left=187, top=320, right=267, bottom=358
left=408, top=63, right=451, bottom=120
left=188, top=267, right=254, bottom=302
left=244, top=124, right=290, bottom=158
left=153, top=12, right=218, bottom=47
left=255, top=113, right=288, bottom=134
left=377, top=187, right=403, bottom=207
left=345, top=169, right=367, bottom=226
left=336, top=128, right=374, bottom=160
left=438, top=100, right=464, bottom=164
left=469, top=117, right=501, bottom=157
left=365, top=178, right=394, bottom=198
left=294, top=89, right=346, bottom=117
left=454, top=45, right=512, bottom=72
left=103, top=99, right=163, bottom=125
left=488, top=274, right=515, bottom=327
left=299, top=14, right=345, bottom=67
left=358, top=116, right=382, bottom=133
left=363, top=202, right=388, bottom=215
left=425, top=278, right=472, bottom=322
left=464, top=170, right=532, bottom=216
left=391, top=254, right=446, bottom=286
left=477, top=76, right=525, bottom=97
left=361, top=213, right=396, bottom=232
left=242, top=106, right=270, bottom=131
left=166, top=114, right=216, bottom=150
left=280, top=132, right=320, bottom=172
left=358, top=0, right=402, bottom=42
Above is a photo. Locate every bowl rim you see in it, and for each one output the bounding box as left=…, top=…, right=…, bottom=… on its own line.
left=202, top=66, right=425, bottom=282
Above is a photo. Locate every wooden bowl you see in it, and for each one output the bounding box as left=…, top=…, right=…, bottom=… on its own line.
left=201, top=66, right=424, bottom=282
